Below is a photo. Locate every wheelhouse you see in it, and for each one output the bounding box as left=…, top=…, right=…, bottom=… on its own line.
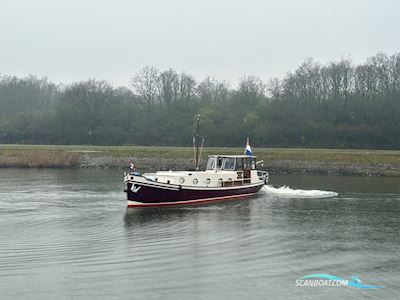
left=206, top=155, right=257, bottom=171
left=205, top=155, right=257, bottom=186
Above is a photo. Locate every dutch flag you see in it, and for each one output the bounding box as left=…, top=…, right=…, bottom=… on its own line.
left=244, top=137, right=252, bottom=156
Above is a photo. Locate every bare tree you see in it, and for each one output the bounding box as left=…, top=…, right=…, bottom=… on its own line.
left=390, top=53, right=400, bottom=97
left=179, top=72, right=197, bottom=102
left=324, top=58, right=354, bottom=102
left=130, top=66, right=160, bottom=109
left=238, top=75, right=265, bottom=99
left=58, top=79, right=115, bottom=131
left=0, top=74, right=59, bottom=116
left=198, top=76, right=230, bottom=104
left=266, top=77, right=282, bottom=100
left=159, top=68, right=179, bottom=106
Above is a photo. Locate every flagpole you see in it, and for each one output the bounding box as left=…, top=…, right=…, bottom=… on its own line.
left=244, top=137, right=249, bottom=155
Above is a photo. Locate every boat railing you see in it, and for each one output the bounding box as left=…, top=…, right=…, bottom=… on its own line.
left=257, top=171, right=269, bottom=183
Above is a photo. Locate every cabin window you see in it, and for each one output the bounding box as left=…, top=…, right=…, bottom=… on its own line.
left=235, top=158, right=243, bottom=170
left=222, top=158, right=235, bottom=170
left=206, top=157, right=216, bottom=170
left=217, top=157, right=223, bottom=169
left=243, top=157, right=251, bottom=169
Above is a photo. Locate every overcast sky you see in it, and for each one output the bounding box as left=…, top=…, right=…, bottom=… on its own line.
left=0, top=0, right=399, bottom=86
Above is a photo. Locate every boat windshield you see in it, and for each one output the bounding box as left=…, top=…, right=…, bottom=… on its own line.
left=206, top=157, right=216, bottom=170
left=236, top=158, right=243, bottom=170
left=207, top=156, right=254, bottom=171
left=222, top=158, right=235, bottom=170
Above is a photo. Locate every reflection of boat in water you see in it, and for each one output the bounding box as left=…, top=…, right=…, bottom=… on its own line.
left=124, top=200, right=253, bottom=227
left=123, top=116, right=269, bottom=208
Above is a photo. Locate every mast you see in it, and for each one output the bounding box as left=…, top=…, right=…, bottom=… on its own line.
left=193, top=115, right=203, bottom=171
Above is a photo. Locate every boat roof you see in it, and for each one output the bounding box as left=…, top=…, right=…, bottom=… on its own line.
left=207, top=155, right=256, bottom=158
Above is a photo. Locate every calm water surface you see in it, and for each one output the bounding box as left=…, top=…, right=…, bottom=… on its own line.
left=0, top=169, right=399, bottom=299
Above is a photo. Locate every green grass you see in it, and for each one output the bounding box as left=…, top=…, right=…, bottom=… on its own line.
left=2, top=144, right=400, bottom=164
left=254, top=148, right=400, bottom=164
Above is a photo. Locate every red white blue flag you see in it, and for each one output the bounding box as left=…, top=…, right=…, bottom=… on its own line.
left=244, top=138, right=252, bottom=156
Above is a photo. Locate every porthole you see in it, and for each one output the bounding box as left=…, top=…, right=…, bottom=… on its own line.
left=179, top=177, right=185, bottom=184
left=228, top=178, right=232, bottom=181
left=193, top=178, right=198, bottom=185
left=206, top=178, right=211, bottom=184
left=218, top=178, right=223, bottom=184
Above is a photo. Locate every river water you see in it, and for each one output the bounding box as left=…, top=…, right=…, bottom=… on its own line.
left=0, top=169, right=399, bottom=299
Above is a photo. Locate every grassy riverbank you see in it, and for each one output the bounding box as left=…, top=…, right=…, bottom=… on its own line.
left=1, top=144, right=400, bottom=176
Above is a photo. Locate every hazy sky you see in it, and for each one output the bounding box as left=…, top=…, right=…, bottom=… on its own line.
left=1, top=0, right=399, bottom=86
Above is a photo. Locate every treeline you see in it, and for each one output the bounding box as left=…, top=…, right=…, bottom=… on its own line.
left=0, top=52, right=400, bottom=149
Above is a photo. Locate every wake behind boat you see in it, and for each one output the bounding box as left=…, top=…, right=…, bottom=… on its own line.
left=123, top=116, right=269, bottom=207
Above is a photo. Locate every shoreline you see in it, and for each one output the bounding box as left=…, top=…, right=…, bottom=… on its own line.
left=1, top=144, right=400, bottom=177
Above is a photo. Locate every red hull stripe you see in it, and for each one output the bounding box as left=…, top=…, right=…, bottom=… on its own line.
left=127, top=193, right=257, bottom=208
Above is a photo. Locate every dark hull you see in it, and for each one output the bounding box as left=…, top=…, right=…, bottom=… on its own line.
left=125, top=181, right=264, bottom=207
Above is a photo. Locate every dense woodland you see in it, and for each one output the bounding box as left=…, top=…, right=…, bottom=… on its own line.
left=1, top=52, right=400, bottom=149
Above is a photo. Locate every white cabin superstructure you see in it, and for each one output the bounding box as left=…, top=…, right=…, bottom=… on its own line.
left=142, top=155, right=268, bottom=188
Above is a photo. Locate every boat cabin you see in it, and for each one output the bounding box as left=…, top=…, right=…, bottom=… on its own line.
left=126, top=154, right=267, bottom=189
left=206, top=155, right=257, bottom=171
left=205, top=155, right=257, bottom=186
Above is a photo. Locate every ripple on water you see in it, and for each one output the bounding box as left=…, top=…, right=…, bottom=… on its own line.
left=1, top=169, right=399, bottom=299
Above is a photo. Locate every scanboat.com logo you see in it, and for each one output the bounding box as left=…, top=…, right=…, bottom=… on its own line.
left=295, top=274, right=384, bottom=289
